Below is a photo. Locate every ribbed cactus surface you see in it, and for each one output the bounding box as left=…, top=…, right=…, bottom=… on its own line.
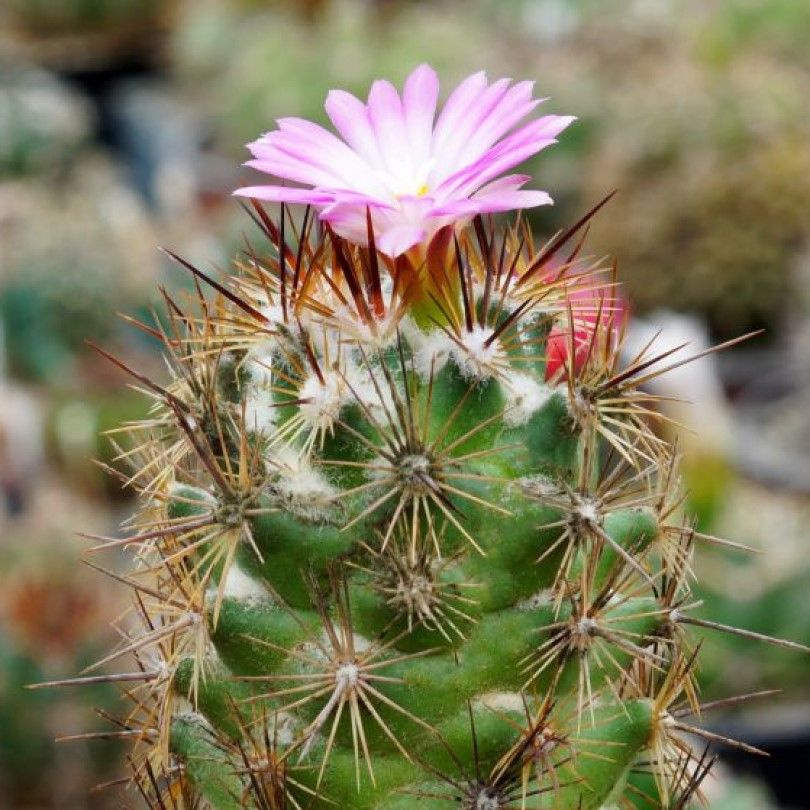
left=50, top=199, right=799, bottom=810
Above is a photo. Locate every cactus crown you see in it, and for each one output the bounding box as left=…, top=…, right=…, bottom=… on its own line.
left=43, top=70, right=807, bottom=809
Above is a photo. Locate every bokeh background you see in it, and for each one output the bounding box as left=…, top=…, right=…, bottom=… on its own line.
left=1, top=1, right=809, bottom=807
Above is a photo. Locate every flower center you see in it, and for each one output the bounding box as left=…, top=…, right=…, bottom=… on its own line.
left=382, top=159, right=435, bottom=200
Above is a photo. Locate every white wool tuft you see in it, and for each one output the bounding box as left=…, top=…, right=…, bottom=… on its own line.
left=400, top=318, right=453, bottom=379
left=475, top=790, right=499, bottom=810
left=243, top=355, right=276, bottom=434
left=273, top=446, right=337, bottom=520
left=576, top=497, right=600, bottom=524
left=477, top=692, right=524, bottom=712
left=259, top=300, right=310, bottom=338
left=248, top=299, right=314, bottom=365
left=503, top=374, right=553, bottom=427
left=335, top=303, right=400, bottom=349
left=319, top=629, right=372, bottom=656
left=220, top=565, right=270, bottom=601
left=519, top=474, right=562, bottom=499
left=563, top=385, right=589, bottom=421
left=517, top=588, right=554, bottom=611
left=263, top=711, right=299, bottom=749
left=451, top=325, right=503, bottom=381
left=297, top=368, right=347, bottom=432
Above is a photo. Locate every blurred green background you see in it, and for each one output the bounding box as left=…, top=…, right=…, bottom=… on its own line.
left=1, top=1, right=809, bottom=807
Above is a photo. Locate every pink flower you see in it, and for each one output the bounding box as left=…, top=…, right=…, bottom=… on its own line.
left=234, top=64, right=574, bottom=258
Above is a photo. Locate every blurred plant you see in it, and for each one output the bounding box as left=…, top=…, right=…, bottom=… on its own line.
left=171, top=0, right=530, bottom=151
left=685, top=480, right=810, bottom=701
left=3, top=0, right=170, bottom=36
left=0, top=65, right=93, bottom=177
left=0, top=537, right=123, bottom=807
left=697, top=0, right=810, bottom=69
left=45, top=392, right=151, bottom=501
left=0, top=381, right=44, bottom=517
left=545, top=2, right=810, bottom=339
left=0, top=159, right=158, bottom=384
left=619, top=311, right=810, bottom=703
left=588, top=133, right=810, bottom=339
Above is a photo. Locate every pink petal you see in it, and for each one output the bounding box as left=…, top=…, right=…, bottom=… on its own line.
left=528, top=113, right=576, bottom=141
left=325, top=190, right=397, bottom=210
left=244, top=155, right=342, bottom=189
left=433, top=75, right=509, bottom=174
left=273, top=119, right=387, bottom=193
left=246, top=130, right=348, bottom=185
left=473, top=188, right=553, bottom=212
left=544, top=327, right=573, bottom=382
left=432, top=70, right=489, bottom=158
left=395, top=194, right=435, bottom=220
left=367, top=78, right=413, bottom=177
left=233, top=185, right=334, bottom=204
left=438, top=115, right=575, bottom=197
left=376, top=225, right=427, bottom=257
left=236, top=65, right=575, bottom=258
left=402, top=64, right=439, bottom=166
left=321, top=203, right=426, bottom=257
left=436, top=140, right=556, bottom=200
left=324, top=89, right=384, bottom=168
left=446, top=83, right=542, bottom=173
left=474, top=173, right=553, bottom=207
left=430, top=175, right=552, bottom=216
left=317, top=204, right=364, bottom=234
left=425, top=199, right=482, bottom=218
left=250, top=118, right=356, bottom=165
left=246, top=129, right=369, bottom=189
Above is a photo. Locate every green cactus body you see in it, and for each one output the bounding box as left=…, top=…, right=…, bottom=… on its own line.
left=60, top=193, right=806, bottom=807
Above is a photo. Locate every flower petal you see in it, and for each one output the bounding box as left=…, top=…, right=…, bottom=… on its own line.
left=367, top=78, right=413, bottom=182
left=324, top=89, right=385, bottom=169
left=432, top=70, right=488, bottom=160
left=376, top=225, right=427, bottom=257
left=244, top=155, right=342, bottom=189
left=432, top=77, right=511, bottom=175
left=402, top=63, right=439, bottom=167
left=438, top=115, right=576, bottom=197
left=445, top=82, right=541, bottom=174
left=233, top=185, right=334, bottom=204
left=473, top=187, right=553, bottom=212
left=430, top=175, right=552, bottom=216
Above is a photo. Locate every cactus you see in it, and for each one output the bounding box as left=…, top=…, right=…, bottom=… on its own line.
left=49, top=67, right=808, bottom=808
